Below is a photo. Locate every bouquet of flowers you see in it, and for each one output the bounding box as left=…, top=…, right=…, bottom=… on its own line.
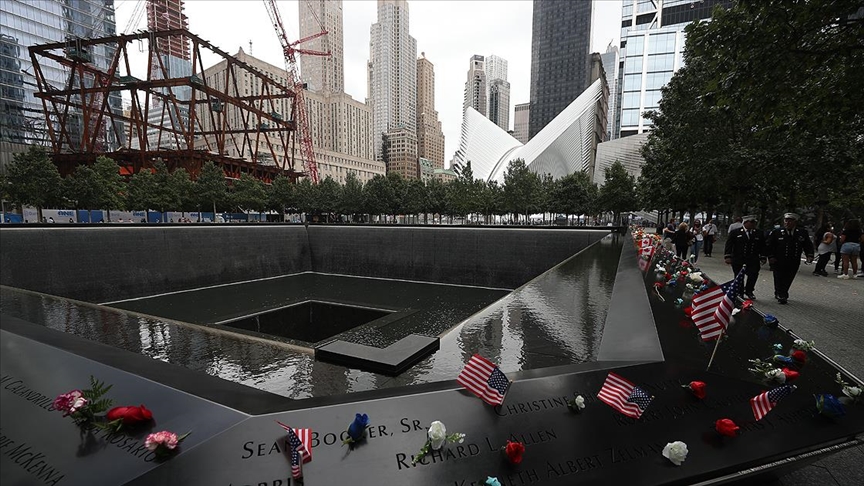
left=53, top=376, right=114, bottom=427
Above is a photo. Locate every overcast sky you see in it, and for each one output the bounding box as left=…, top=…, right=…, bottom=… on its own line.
left=116, top=0, right=622, bottom=165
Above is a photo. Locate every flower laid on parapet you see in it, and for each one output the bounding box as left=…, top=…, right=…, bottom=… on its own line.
left=145, top=430, right=190, bottom=459
left=342, top=413, right=369, bottom=446
left=791, top=350, right=807, bottom=364
left=412, top=421, right=465, bottom=465
left=682, top=381, right=706, bottom=399
left=835, top=373, right=862, bottom=403
left=566, top=395, right=586, bottom=413
left=792, top=339, right=816, bottom=352
left=104, top=404, right=154, bottom=433
left=662, top=441, right=688, bottom=466
left=763, top=315, right=779, bottom=329
left=715, top=418, right=739, bottom=437
left=484, top=477, right=502, bottom=486
left=741, top=299, right=754, bottom=310
left=53, top=376, right=114, bottom=428
left=781, top=368, right=799, bottom=382
left=814, top=394, right=846, bottom=419
left=772, top=355, right=794, bottom=365
left=748, top=359, right=786, bottom=384
left=503, top=440, right=525, bottom=465
left=773, top=343, right=784, bottom=353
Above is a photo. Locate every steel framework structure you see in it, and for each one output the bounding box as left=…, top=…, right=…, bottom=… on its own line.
left=28, top=29, right=303, bottom=182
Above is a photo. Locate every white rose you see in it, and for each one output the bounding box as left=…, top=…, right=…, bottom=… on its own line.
left=662, top=441, right=688, bottom=466
left=843, top=386, right=861, bottom=399
left=688, top=272, right=704, bottom=283
left=427, top=421, right=447, bottom=450
left=574, top=395, right=586, bottom=410
left=767, top=368, right=786, bottom=383
left=731, top=308, right=741, bottom=316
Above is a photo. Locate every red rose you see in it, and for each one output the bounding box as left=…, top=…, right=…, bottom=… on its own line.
left=741, top=300, right=754, bottom=310
left=781, top=368, right=799, bottom=382
left=715, top=418, right=739, bottom=437
left=504, top=440, right=525, bottom=465
left=107, top=405, right=153, bottom=425
left=683, top=306, right=693, bottom=317
left=791, top=350, right=806, bottom=363
left=654, top=282, right=665, bottom=289
left=688, top=381, right=706, bottom=399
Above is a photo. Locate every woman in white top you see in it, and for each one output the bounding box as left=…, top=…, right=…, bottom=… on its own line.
left=812, top=224, right=835, bottom=276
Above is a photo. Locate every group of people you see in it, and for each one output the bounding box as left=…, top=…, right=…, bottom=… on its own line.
left=661, top=213, right=861, bottom=305
left=813, top=220, right=863, bottom=280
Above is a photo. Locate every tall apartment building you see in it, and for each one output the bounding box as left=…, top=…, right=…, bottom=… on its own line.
left=615, top=0, right=730, bottom=138
left=144, top=0, right=192, bottom=150
left=512, top=103, right=530, bottom=143
left=195, top=48, right=383, bottom=183
left=528, top=0, right=593, bottom=140
left=1, top=0, right=122, bottom=169
left=368, top=0, right=418, bottom=177
left=486, top=55, right=509, bottom=131
left=299, top=0, right=343, bottom=93
left=416, top=53, right=445, bottom=169
left=463, top=55, right=487, bottom=116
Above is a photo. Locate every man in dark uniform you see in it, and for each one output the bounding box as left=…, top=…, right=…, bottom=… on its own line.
left=765, top=212, right=814, bottom=304
left=724, top=215, right=765, bottom=300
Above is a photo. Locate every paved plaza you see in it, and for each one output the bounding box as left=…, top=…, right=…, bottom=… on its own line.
left=693, top=236, right=864, bottom=486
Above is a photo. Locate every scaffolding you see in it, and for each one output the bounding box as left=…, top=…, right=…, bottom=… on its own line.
left=28, top=29, right=304, bottom=182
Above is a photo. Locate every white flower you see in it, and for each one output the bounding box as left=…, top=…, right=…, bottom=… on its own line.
left=843, top=386, right=861, bottom=399
left=427, top=421, right=447, bottom=450
left=688, top=272, right=704, bottom=283
left=766, top=368, right=786, bottom=383
left=662, top=441, right=688, bottom=466
left=731, top=308, right=741, bottom=316
left=574, top=395, right=586, bottom=410
left=792, top=339, right=815, bottom=351
left=656, top=266, right=666, bottom=273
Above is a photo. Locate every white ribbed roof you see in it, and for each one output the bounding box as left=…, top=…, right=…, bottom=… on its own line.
left=454, top=78, right=604, bottom=183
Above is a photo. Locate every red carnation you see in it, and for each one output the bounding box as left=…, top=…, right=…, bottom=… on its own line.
left=683, top=306, right=693, bottom=317
left=504, top=440, right=525, bottom=465
left=715, top=418, right=739, bottom=437
left=791, top=350, right=806, bottom=363
left=654, top=281, right=665, bottom=289
left=781, top=368, right=799, bottom=382
left=741, top=300, right=754, bottom=310
left=107, top=405, right=153, bottom=425
left=686, top=381, right=706, bottom=399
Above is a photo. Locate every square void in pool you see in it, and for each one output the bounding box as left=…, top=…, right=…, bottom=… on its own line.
left=219, top=301, right=391, bottom=344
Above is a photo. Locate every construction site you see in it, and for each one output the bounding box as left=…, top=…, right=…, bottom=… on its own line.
left=21, top=0, right=328, bottom=184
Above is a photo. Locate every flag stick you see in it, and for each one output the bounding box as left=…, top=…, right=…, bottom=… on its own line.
left=706, top=330, right=724, bottom=371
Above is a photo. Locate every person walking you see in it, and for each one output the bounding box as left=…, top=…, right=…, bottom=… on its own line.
left=832, top=225, right=843, bottom=274
left=728, top=216, right=744, bottom=236
left=724, top=215, right=765, bottom=300
left=690, top=220, right=704, bottom=263
left=703, top=219, right=718, bottom=256
left=765, top=213, right=814, bottom=304
left=837, top=219, right=862, bottom=279
left=673, top=222, right=690, bottom=260
left=812, top=224, right=835, bottom=277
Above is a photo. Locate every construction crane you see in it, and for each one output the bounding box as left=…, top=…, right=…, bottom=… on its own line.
left=262, top=0, right=330, bottom=183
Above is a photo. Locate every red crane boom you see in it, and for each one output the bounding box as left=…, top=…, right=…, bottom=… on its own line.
left=263, top=0, right=330, bottom=183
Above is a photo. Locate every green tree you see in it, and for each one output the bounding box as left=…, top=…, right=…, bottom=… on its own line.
left=5, top=146, right=63, bottom=221
left=269, top=175, right=297, bottom=218
left=317, top=176, right=342, bottom=221
left=426, top=177, right=448, bottom=223
left=555, top=171, right=597, bottom=221
left=169, top=168, right=195, bottom=213
left=403, top=178, right=427, bottom=224
left=386, top=172, right=407, bottom=220
left=195, top=161, right=227, bottom=220
left=502, top=158, right=541, bottom=222
left=65, top=156, right=125, bottom=221
left=231, top=173, right=268, bottom=213
left=362, top=174, right=392, bottom=222
left=148, top=161, right=181, bottom=220
left=126, top=168, right=157, bottom=214
left=597, top=161, right=638, bottom=225
left=340, top=172, right=364, bottom=222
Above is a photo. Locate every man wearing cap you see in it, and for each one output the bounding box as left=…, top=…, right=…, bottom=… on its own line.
left=724, top=215, right=765, bottom=300
left=765, top=213, right=814, bottom=304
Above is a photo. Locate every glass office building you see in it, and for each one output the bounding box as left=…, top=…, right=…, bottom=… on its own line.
left=615, top=0, right=730, bottom=138
left=1, top=0, right=123, bottom=154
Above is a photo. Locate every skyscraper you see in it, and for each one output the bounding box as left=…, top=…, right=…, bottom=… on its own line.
left=299, top=0, right=343, bottom=93
left=368, top=0, right=417, bottom=173
left=463, top=55, right=487, bottom=116
left=615, top=0, right=730, bottom=138
left=416, top=53, right=445, bottom=169
left=513, top=103, right=530, bottom=144
left=145, top=0, right=192, bottom=149
left=600, top=43, right=618, bottom=141
left=528, top=0, right=593, bottom=140
left=1, top=0, right=122, bottom=167
left=486, top=54, right=509, bottom=131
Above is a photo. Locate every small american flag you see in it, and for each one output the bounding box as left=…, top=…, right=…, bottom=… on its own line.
left=276, top=421, right=312, bottom=479
left=750, top=385, right=796, bottom=421
left=597, top=372, right=653, bottom=419
left=457, top=354, right=510, bottom=406
left=691, top=268, right=745, bottom=341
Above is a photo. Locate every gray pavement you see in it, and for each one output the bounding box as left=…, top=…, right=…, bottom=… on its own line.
left=691, top=237, right=864, bottom=486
